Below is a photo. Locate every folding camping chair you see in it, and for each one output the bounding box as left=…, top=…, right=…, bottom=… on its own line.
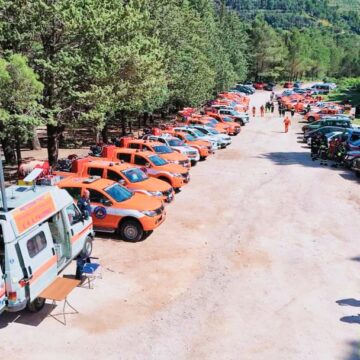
left=81, top=262, right=102, bottom=289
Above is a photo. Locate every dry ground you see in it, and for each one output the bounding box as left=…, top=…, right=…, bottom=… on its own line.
left=1, top=90, right=360, bottom=360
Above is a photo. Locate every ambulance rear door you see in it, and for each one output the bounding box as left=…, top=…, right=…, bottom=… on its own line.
left=17, top=223, right=57, bottom=302
left=0, top=223, right=6, bottom=313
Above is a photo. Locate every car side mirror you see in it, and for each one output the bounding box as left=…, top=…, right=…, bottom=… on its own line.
left=118, top=179, right=126, bottom=186
left=101, top=199, right=113, bottom=207
left=145, top=162, right=151, bottom=168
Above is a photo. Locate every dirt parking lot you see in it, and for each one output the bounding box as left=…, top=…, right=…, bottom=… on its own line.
left=1, top=90, right=360, bottom=360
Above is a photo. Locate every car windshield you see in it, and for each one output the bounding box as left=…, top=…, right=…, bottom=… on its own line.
left=153, top=145, right=173, bottom=154
left=168, top=139, right=184, bottom=146
left=207, top=118, right=218, bottom=125
left=149, top=155, right=167, bottom=166
left=222, top=117, right=233, bottom=123
left=191, top=129, right=205, bottom=137
left=122, top=168, right=148, bottom=183
left=185, top=134, right=196, bottom=141
left=104, top=183, right=132, bottom=202
left=205, top=121, right=215, bottom=128
left=207, top=128, right=219, bottom=135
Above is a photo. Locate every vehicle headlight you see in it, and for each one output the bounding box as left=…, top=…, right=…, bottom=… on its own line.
left=142, top=210, right=157, bottom=217
left=149, top=191, right=163, bottom=197
left=169, top=160, right=180, bottom=165
left=173, top=173, right=183, bottom=178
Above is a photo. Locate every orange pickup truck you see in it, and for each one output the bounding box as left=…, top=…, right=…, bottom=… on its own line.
left=185, top=115, right=230, bottom=135
left=205, top=112, right=241, bottom=135
left=57, top=177, right=166, bottom=242
left=164, top=131, right=212, bottom=160
left=100, top=147, right=190, bottom=191
left=125, top=139, right=191, bottom=168
left=54, top=158, right=174, bottom=203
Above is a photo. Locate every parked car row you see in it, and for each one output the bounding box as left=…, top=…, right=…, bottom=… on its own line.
left=45, top=92, right=252, bottom=243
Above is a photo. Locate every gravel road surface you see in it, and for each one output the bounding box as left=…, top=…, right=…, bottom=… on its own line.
left=1, top=90, right=360, bottom=360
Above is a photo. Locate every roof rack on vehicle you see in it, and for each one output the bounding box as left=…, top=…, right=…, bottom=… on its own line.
left=83, top=176, right=101, bottom=184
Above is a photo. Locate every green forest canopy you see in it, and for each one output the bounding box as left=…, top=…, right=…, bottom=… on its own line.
left=0, top=0, right=359, bottom=164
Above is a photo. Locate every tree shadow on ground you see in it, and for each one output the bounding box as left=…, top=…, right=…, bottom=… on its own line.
left=259, top=151, right=317, bottom=167
left=260, top=152, right=359, bottom=182
left=340, top=315, right=360, bottom=325
left=337, top=299, right=360, bottom=307
left=344, top=341, right=360, bottom=360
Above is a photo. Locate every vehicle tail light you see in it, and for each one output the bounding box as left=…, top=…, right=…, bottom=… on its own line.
left=8, top=291, right=17, bottom=301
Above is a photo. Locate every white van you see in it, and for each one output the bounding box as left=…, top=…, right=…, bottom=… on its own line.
left=0, top=185, right=94, bottom=313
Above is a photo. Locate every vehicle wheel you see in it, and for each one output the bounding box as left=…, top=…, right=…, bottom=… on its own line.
left=191, top=160, right=197, bottom=166
left=240, top=120, right=245, bottom=126
left=200, top=156, right=206, bottom=161
left=308, top=116, right=315, bottom=123
left=27, top=297, right=45, bottom=312
left=80, top=236, right=93, bottom=258
left=119, top=219, right=143, bottom=242
left=356, top=172, right=360, bottom=178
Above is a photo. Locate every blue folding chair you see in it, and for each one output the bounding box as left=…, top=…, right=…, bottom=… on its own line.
left=81, top=262, right=102, bottom=289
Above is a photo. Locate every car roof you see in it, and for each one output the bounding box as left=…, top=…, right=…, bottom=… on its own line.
left=309, top=126, right=345, bottom=134
left=113, top=148, right=153, bottom=156
left=84, top=159, right=131, bottom=170
left=129, top=139, right=163, bottom=146
left=58, top=176, right=114, bottom=190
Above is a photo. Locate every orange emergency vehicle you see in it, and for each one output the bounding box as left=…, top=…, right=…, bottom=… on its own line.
left=125, top=139, right=191, bottom=168
left=165, top=131, right=212, bottom=160
left=185, top=115, right=230, bottom=135
left=205, top=112, right=241, bottom=135
left=54, top=158, right=174, bottom=203
left=101, top=147, right=190, bottom=190
left=57, top=177, right=166, bottom=242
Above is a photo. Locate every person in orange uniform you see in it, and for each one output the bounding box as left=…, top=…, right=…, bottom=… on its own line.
left=260, top=105, right=265, bottom=117
left=283, top=116, right=291, bottom=133
left=252, top=106, right=256, bottom=117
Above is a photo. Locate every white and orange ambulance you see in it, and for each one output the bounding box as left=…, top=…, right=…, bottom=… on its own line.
left=0, top=184, right=94, bottom=314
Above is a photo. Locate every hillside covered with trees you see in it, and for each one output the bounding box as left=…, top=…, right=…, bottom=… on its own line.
left=0, top=0, right=359, bottom=165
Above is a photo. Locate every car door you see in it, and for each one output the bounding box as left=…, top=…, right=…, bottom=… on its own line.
left=64, top=203, right=90, bottom=258
left=87, top=189, right=115, bottom=229
left=17, top=223, right=57, bottom=301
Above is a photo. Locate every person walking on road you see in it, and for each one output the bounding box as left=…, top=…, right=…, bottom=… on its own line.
left=252, top=106, right=256, bottom=117
left=260, top=105, right=265, bottom=117
left=270, top=91, right=275, bottom=102
left=270, top=102, right=275, bottom=114
left=290, top=108, right=295, bottom=117
left=283, top=116, right=291, bottom=133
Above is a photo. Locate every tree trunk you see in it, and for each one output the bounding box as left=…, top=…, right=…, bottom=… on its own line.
left=47, top=124, right=59, bottom=166
left=28, top=128, right=42, bottom=150
left=143, top=112, right=148, bottom=127
left=0, top=137, right=16, bottom=165
left=15, top=135, right=22, bottom=165
left=120, top=111, right=127, bottom=136
left=101, top=124, right=109, bottom=144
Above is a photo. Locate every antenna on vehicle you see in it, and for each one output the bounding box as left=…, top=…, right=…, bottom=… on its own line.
left=0, top=157, right=8, bottom=212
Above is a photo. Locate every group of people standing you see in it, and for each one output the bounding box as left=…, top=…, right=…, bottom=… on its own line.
left=310, top=133, right=347, bottom=167
left=251, top=91, right=293, bottom=133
